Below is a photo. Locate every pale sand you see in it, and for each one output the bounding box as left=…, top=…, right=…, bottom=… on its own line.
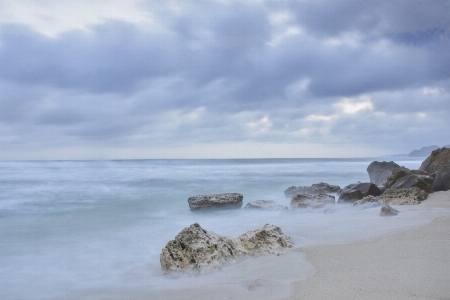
left=74, top=191, right=450, bottom=300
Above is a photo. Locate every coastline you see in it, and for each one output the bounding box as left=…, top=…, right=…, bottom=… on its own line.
left=70, top=190, right=450, bottom=300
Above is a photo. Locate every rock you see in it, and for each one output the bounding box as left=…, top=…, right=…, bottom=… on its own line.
left=389, top=174, right=433, bottom=192
left=367, top=161, right=402, bottom=187
left=378, top=187, right=428, bottom=205
left=433, top=163, right=450, bottom=192
left=380, top=204, right=399, bottom=216
left=290, top=193, right=335, bottom=209
left=160, top=223, right=293, bottom=273
left=188, top=193, right=243, bottom=211
left=409, top=145, right=440, bottom=157
left=419, top=147, right=450, bottom=173
left=244, top=200, right=287, bottom=211
left=385, top=168, right=429, bottom=189
left=338, top=182, right=381, bottom=202
left=353, top=195, right=380, bottom=206
left=284, top=182, right=341, bottom=198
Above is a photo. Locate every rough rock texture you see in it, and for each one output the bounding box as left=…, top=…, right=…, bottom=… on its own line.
left=284, top=182, right=341, bottom=198
left=244, top=200, right=287, bottom=210
left=290, top=193, right=335, bottom=209
left=389, top=174, right=433, bottom=192
left=378, top=187, right=428, bottom=205
left=160, top=223, right=293, bottom=273
left=338, top=182, right=381, bottom=202
left=380, top=204, right=399, bottom=216
left=385, top=168, right=429, bottom=189
left=433, top=163, right=450, bottom=192
left=188, top=193, right=243, bottom=211
left=353, top=195, right=380, bottom=206
left=367, top=161, right=401, bottom=187
left=419, top=147, right=450, bottom=173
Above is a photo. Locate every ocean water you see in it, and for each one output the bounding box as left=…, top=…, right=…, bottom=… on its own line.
left=0, top=157, right=440, bottom=299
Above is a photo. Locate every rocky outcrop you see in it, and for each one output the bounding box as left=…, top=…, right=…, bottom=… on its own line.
left=385, top=168, right=428, bottom=189
left=353, top=195, right=380, bottom=206
left=160, top=223, right=293, bottom=273
left=389, top=174, right=433, bottom=192
left=419, top=147, right=450, bottom=173
left=433, top=163, right=450, bottom=192
left=284, top=182, right=341, bottom=198
left=188, top=193, right=243, bottom=211
left=380, top=204, right=399, bottom=216
left=367, top=161, right=401, bottom=187
left=244, top=200, right=287, bottom=210
left=290, top=193, right=335, bottom=209
left=378, top=187, right=428, bottom=205
left=338, top=182, right=381, bottom=202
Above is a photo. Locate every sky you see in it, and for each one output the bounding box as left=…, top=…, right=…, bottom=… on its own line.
left=0, top=0, right=449, bottom=159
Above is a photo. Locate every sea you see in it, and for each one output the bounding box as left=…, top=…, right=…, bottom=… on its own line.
left=0, top=157, right=443, bottom=299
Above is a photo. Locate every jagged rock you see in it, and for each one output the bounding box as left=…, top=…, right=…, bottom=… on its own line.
left=389, top=174, right=433, bottom=192
left=419, top=147, right=450, bottom=173
left=380, top=204, right=399, bottom=216
left=378, top=187, right=428, bottom=205
left=338, top=182, right=381, bottom=202
left=160, top=223, right=293, bottom=273
left=386, top=168, right=428, bottom=189
left=433, top=163, right=450, bottom=192
left=353, top=195, right=380, bottom=206
left=244, top=200, right=287, bottom=210
left=290, top=193, right=335, bottom=209
left=284, top=182, right=341, bottom=198
left=367, top=161, right=402, bottom=187
left=188, top=193, right=243, bottom=211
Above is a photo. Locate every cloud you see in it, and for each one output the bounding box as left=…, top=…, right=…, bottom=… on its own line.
left=0, top=0, right=449, bottom=159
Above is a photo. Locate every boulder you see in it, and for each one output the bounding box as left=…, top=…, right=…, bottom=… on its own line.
left=389, top=174, right=433, bottom=192
left=367, top=161, right=402, bottom=187
left=419, top=147, right=450, bottom=173
left=188, top=193, right=243, bottom=211
left=378, top=187, right=428, bottom=205
left=353, top=195, right=380, bottom=206
left=338, top=182, right=381, bottom=202
left=244, top=200, right=287, bottom=210
left=290, top=193, right=335, bottom=209
left=380, top=204, right=399, bottom=216
left=433, top=163, right=450, bottom=192
left=284, top=182, right=341, bottom=198
left=160, top=223, right=293, bottom=273
left=385, top=168, right=430, bottom=188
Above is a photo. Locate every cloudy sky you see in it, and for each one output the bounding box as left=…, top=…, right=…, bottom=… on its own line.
left=0, top=0, right=449, bottom=159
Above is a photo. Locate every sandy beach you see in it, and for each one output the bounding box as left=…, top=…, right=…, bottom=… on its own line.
left=70, top=190, right=450, bottom=300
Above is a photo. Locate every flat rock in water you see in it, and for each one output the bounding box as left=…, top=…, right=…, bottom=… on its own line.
left=367, top=161, right=402, bottom=187
left=290, top=193, right=335, bottom=209
left=353, top=195, right=381, bottom=206
left=187, top=193, right=243, bottom=211
left=244, top=200, right=287, bottom=210
left=380, top=204, right=399, bottom=216
left=378, top=187, right=428, bottom=205
left=160, top=223, right=293, bottom=274
left=284, top=182, right=341, bottom=198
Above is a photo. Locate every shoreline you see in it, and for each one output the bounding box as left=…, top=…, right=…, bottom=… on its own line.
left=66, top=191, right=450, bottom=300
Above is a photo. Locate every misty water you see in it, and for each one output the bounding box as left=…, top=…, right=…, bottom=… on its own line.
left=0, top=158, right=444, bottom=299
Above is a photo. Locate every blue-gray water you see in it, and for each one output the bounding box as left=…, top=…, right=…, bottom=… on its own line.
left=0, top=158, right=425, bottom=299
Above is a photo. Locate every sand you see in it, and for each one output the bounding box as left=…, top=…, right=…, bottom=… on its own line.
left=71, top=191, right=450, bottom=300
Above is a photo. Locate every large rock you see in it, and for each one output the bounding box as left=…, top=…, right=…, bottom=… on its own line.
left=284, top=182, right=341, bottom=198
left=367, top=161, right=401, bottom=187
left=380, top=204, right=399, bottom=216
left=188, top=193, right=243, bottom=211
left=338, top=182, right=381, bottom=202
left=290, top=193, right=335, bottom=209
left=433, top=163, right=450, bottom=192
left=389, top=174, right=433, bottom=192
left=378, top=187, right=428, bottom=205
left=385, top=168, right=428, bottom=189
left=419, top=147, right=450, bottom=173
left=160, top=223, right=293, bottom=273
left=244, top=200, right=287, bottom=210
